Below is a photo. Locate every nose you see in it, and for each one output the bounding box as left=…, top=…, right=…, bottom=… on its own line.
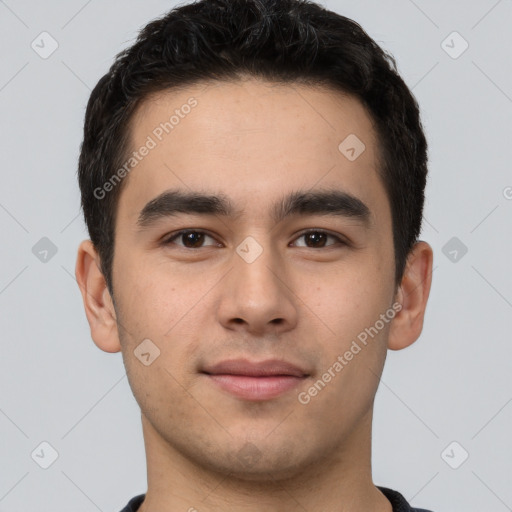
left=216, top=239, right=299, bottom=336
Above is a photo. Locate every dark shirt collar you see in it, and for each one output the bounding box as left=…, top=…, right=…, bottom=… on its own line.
left=119, top=487, right=434, bottom=512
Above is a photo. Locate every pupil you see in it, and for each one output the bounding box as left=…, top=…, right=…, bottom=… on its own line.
left=184, top=232, right=204, bottom=248
left=307, top=232, right=326, bottom=247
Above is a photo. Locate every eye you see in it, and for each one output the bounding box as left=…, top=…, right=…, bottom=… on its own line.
left=291, top=229, right=346, bottom=248
left=162, top=230, right=221, bottom=249
left=162, top=229, right=347, bottom=250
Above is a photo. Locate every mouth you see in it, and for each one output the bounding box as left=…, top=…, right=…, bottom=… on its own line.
left=200, top=359, right=310, bottom=401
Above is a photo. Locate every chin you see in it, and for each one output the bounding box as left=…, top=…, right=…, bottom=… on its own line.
left=197, top=440, right=316, bottom=483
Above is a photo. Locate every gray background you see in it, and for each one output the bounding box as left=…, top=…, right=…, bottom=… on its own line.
left=1, top=0, right=511, bottom=510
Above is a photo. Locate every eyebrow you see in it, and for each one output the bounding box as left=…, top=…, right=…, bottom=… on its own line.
left=136, top=188, right=372, bottom=229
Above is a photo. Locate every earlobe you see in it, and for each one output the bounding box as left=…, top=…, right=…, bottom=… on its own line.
left=75, top=239, right=121, bottom=353
left=387, top=241, right=433, bottom=351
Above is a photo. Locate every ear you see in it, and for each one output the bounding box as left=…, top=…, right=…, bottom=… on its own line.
left=75, top=239, right=121, bottom=353
left=387, top=241, right=433, bottom=351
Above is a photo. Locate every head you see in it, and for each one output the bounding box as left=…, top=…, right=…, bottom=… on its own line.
left=78, top=0, right=428, bottom=296
left=76, top=0, right=432, bottom=484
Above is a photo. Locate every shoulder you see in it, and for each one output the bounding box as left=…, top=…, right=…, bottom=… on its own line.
left=377, top=486, right=434, bottom=512
left=118, top=493, right=146, bottom=512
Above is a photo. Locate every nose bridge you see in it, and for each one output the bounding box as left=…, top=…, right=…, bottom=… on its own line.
left=234, top=233, right=285, bottom=296
left=235, top=236, right=282, bottom=294
left=217, top=234, right=298, bottom=333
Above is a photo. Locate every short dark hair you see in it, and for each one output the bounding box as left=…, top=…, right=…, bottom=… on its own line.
left=78, top=0, right=428, bottom=296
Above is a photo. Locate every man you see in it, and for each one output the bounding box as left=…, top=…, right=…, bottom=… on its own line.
left=75, top=0, right=434, bottom=510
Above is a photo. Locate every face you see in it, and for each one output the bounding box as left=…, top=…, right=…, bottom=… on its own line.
left=109, top=78, right=398, bottom=480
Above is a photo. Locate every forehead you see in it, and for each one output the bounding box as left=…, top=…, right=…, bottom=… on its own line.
left=117, top=78, right=387, bottom=227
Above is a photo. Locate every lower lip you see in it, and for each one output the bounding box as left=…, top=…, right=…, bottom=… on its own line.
left=205, top=374, right=306, bottom=401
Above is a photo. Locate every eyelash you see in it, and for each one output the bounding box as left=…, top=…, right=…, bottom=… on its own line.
left=162, top=229, right=347, bottom=249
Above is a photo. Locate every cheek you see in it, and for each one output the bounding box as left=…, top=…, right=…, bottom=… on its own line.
left=300, top=279, right=391, bottom=422
left=113, top=254, right=208, bottom=370
left=306, top=254, right=392, bottom=331
left=113, top=261, right=199, bottom=419
left=122, top=349, right=197, bottom=436
left=115, top=255, right=180, bottom=335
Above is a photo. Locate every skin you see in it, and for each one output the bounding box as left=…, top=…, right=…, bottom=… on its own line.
left=75, top=77, right=433, bottom=512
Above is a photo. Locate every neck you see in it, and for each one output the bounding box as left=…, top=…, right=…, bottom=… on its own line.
left=137, top=409, right=392, bottom=512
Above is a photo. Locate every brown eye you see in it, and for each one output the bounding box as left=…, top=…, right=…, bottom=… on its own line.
left=292, top=230, right=345, bottom=248
left=164, top=230, right=219, bottom=248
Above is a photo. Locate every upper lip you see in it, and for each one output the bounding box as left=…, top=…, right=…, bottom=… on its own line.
left=202, top=359, right=309, bottom=378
